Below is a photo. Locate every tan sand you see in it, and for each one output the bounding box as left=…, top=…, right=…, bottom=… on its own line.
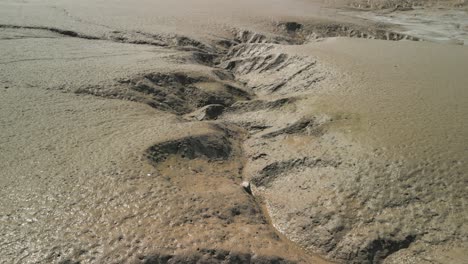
left=0, top=0, right=467, bottom=263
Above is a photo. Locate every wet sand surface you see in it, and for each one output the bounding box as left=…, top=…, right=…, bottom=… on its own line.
left=1, top=0, right=467, bottom=263
left=341, top=7, right=468, bottom=45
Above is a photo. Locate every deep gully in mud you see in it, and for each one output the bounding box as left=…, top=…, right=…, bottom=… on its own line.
left=65, top=21, right=422, bottom=263
left=117, top=26, right=332, bottom=263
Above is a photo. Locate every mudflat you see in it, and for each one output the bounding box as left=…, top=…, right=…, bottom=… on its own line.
left=1, top=0, right=467, bottom=263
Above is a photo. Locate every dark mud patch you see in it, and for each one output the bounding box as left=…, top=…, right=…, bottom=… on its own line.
left=223, top=45, right=283, bottom=72
left=77, top=72, right=251, bottom=115
left=303, top=23, right=420, bottom=41
left=127, top=72, right=250, bottom=114
left=347, top=0, right=421, bottom=10
left=212, top=69, right=236, bottom=81
left=252, top=158, right=342, bottom=188
left=272, top=20, right=421, bottom=42
left=213, top=28, right=303, bottom=50
left=105, top=29, right=218, bottom=52
left=191, top=51, right=221, bottom=66
left=358, top=235, right=417, bottom=264
left=0, top=24, right=219, bottom=52
left=278, top=22, right=304, bottom=33
left=141, top=248, right=296, bottom=264
left=172, top=36, right=215, bottom=52
left=231, top=29, right=298, bottom=45
left=146, top=133, right=232, bottom=164
left=0, top=24, right=99, bottom=40
left=185, top=104, right=225, bottom=121
left=220, top=44, right=326, bottom=95
left=237, top=122, right=273, bottom=133
left=261, top=118, right=322, bottom=138
left=223, top=50, right=292, bottom=75
left=228, top=97, right=296, bottom=113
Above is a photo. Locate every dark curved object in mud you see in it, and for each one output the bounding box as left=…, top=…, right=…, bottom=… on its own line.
left=278, top=22, right=304, bottom=33
left=261, top=118, right=316, bottom=139
left=251, top=157, right=341, bottom=188
left=356, top=235, right=417, bottom=264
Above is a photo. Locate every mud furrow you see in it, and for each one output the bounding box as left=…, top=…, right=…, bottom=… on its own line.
left=0, top=24, right=100, bottom=40
left=64, top=23, right=433, bottom=264
left=0, top=24, right=218, bottom=53
left=68, top=28, right=334, bottom=261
